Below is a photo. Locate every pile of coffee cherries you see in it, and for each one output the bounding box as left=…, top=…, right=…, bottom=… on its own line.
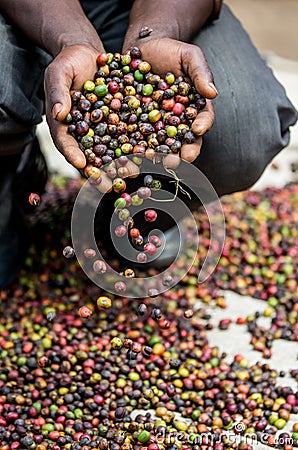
left=66, top=46, right=206, bottom=178
left=2, top=178, right=298, bottom=450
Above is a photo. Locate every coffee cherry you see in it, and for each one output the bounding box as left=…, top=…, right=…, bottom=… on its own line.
left=144, top=243, right=157, bottom=256
left=29, top=193, right=40, bottom=206
left=144, top=209, right=157, bottom=222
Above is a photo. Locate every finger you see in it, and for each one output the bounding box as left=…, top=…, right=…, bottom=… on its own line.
left=97, top=172, right=113, bottom=194
left=44, top=62, right=73, bottom=121
left=192, top=100, right=215, bottom=136
left=125, top=160, right=140, bottom=178
left=86, top=171, right=113, bottom=194
left=47, top=117, right=86, bottom=169
left=180, top=137, right=203, bottom=163
left=163, top=153, right=181, bottom=169
left=183, top=44, right=218, bottom=99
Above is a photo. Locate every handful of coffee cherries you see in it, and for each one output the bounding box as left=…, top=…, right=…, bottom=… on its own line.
left=65, top=47, right=206, bottom=270
left=66, top=46, right=206, bottom=180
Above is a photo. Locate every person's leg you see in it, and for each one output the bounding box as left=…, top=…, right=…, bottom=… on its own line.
left=156, top=6, right=298, bottom=266
left=191, top=5, right=298, bottom=197
left=0, top=15, right=50, bottom=155
left=82, top=1, right=297, bottom=197
left=80, top=0, right=134, bottom=53
left=0, top=13, right=49, bottom=288
left=79, top=2, right=297, bottom=268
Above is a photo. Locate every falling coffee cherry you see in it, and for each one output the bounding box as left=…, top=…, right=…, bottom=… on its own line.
left=115, top=225, right=127, bottom=238
left=29, top=193, right=40, bottom=206
left=114, top=281, right=127, bottom=293
left=137, top=303, right=148, bottom=317
left=83, top=248, right=96, bottom=258
left=144, top=209, right=157, bottom=222
left=78, top=306, right=93, bottom=318
left=144, top=242, right=157, bottom=256
left=63, top=246, right=75, bottom=259
left=149, top=235, right=162, bottom=248
left=124, top=268, right=135, bottom=278
left=137, top=252, right=147, bottom=263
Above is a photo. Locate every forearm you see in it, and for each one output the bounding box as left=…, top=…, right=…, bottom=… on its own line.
left=123, top=0, right=221, bottom=50
left=0, top=0, right=103, bottom=56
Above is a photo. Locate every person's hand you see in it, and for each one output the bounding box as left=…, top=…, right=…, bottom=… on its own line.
left=45, top=44, right=100, bottom=168
left=45, top=44, right=116, bottom=192
left=45, top=43, right=140, bottom=192
left=133, top=38, right=218, bottom=169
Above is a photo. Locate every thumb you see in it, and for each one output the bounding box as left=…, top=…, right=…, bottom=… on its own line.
left=46, top=116, right=86, bottom=170
left=183, top=44, right=218, bottom=99
left=44, top=60, right=73, bottom=121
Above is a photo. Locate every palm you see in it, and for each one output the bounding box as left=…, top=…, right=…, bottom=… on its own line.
left=137, top=38, right=216, bottom=165
left=139, top=38, right=185, bottom=77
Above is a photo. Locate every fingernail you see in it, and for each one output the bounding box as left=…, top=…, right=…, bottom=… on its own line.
left=209, top=82, right=218, bottom=95
left=52, top=103, right=63, bottom=119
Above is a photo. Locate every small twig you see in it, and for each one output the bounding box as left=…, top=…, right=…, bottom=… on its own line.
left=150, top=167, right=192, bottom=203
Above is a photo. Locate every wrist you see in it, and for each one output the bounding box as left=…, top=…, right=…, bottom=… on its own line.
left=53, top=37, right=105, bottom=57
left=123, top=0, right=217, bottom=53
left=123, top=20, right=180, bottom=53
left=0, top=0, right=104, bottom=57
left=52, top=34, right=104, bottom=58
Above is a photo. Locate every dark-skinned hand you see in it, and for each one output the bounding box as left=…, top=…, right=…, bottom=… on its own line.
left=44, top=43, right=139, bottom=192
left=134, top=37, right=218, bottom=168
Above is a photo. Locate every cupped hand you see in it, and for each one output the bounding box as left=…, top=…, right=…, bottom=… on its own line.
left=44, top=44, right=102, bottom=169
left=44, top=43, right=140, bottom=192
left=134, top=38, right=217, bottom=168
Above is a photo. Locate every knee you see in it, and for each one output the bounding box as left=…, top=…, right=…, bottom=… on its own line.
left=213, top=151, right=268, bottom=197
left=228, top=104, right=297, bottom=193
left=198, top=130, right=275, bottom=197
left=199, top=98, right=297, bottom=197
left=230, top=150, right=268, bottom=193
